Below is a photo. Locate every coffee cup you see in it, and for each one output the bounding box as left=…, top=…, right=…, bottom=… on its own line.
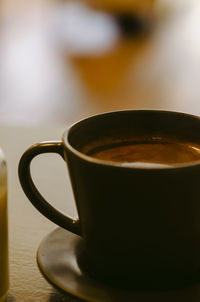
left=18, top=110, right=200, bottom=289
left=0, top=149, right=9, bottom=301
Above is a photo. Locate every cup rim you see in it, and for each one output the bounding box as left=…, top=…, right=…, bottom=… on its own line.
left=62, top=109, right=200, bottom=170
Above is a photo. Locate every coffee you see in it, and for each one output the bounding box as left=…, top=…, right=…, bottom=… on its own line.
left=87, top=139, right=200, bottom=167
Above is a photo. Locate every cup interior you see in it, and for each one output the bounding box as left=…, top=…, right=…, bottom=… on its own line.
left=65, top=110, right=200, bottom=167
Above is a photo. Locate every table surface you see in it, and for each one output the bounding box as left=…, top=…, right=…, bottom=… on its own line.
left=1, top=0, right=200, bottom=301
left=1, top=125, right=81, bottom=302
left=2, top=125, right=200, bottom=302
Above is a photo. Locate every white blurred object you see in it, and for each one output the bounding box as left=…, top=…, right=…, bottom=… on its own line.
left=0, top=1, right=78, bottom=126
left=50, top=2, right=120, bottom=56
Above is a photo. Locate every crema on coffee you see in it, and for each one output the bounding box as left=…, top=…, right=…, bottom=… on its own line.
left=87, top=139, right=200, bottom=168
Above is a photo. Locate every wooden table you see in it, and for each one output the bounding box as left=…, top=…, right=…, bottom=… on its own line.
left=1, top=125, right=80, bottom=301
left=1, top=0, right=200, bottom=301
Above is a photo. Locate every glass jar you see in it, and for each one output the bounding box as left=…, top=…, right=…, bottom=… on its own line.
left=0, top=149, right=8, bottom=302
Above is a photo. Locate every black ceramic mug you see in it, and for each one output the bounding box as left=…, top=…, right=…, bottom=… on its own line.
left=18, top=110, right=200, bottom=289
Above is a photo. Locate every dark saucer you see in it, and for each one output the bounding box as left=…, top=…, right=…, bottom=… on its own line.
left=37, top=228, right=200, bottom=302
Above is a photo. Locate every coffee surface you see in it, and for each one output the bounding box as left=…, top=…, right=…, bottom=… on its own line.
left=88, top=140, right=200, bottom=167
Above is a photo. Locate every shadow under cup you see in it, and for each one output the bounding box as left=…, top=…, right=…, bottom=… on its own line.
left=19, top=110, right=200, bottom=290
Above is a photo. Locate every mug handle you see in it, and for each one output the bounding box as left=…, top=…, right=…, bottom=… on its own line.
left=18, top=141, right=82, bottom=236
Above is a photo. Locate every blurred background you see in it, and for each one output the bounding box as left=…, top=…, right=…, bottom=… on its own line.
left=0, top=0, right=200, bottom=127
left=1, top=2, right=200, bottom=301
